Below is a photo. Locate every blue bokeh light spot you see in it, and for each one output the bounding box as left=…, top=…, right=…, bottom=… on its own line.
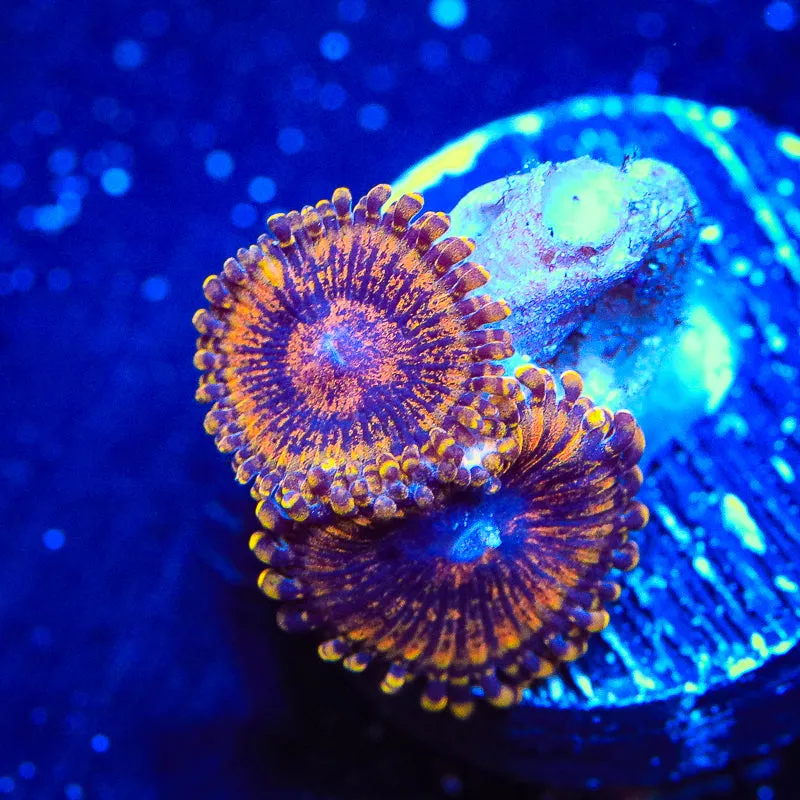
left=0, top=777, right=15, bottom=795
left=461, top=33, right=491, bottom=62
left=35, top=205, right=68, bottom=232
left=18, top=763, right=35, bottom=780
left=31, top=626, right=52, bottom=649
left=319, top=83, right=346, bottom=110
left=104, top=141, right=134, bottom=168
left=320, top=31, right=350, bottom=61
left=33, top=109, right=60, bottom=135
left=291, top=67, right=318, bottom=102
left=366, top=65, right=397, bottom=92
left=92, top=96, right=119, bottom=123
left=643, top=45, right=671, bottom=73
left=90, top=734, right=110, bottom=753
left=277, top=127, right=305, bottom=154
left=12, top=267, right=35, bottom=292
left=231, top=202, right=257, bottom=228
left=764, top=0, right=796, bottom=30
left=429, top=0, right=467, bottom=29
left=64, top=783, right=84, bottom=800
left=0, top=162, right=25, bottom=189
left=631, top=69, right=659, bottom=94
left=58, top=191, right=82, bottom=218
left=48, top=148, right=77, bottom=175
left=419, top=40, right=449, bottom=71
left=190, top=122, right=217, bottom=150
left=43, top=528, right=65, bottom=550
left=30, top=708, right=47, bottom=726
left=338, top=0, right=366, bottom=22
left=17, top=206, right=36, bottom=231
left=113, top=39, right=146, bottom=69
left=141, top=9, right=169, bottom=37
left=248, top=176, right=276, bottom=203
left=141, top=275, right=170, bottom=302
left=636, top=11, right=666, bottom=39
left=83, top=150, right=109, bottom=176
left=101, top=167, right=132, bottom=196
left=440, top=773, right=463, bottom=796
left=204, top=150, right=234, bottom=181
left=57, top=174, right=89, bottom=197
left=358, top=103, right=389, bottom=131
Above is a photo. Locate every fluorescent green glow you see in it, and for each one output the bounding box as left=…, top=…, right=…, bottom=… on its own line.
left=721, top=493, right=767, bottom=554
left=709, top=107, right=737, bottom=130
left=777, top=131, right=800, bottom=160
left=780, top=416, right=797, bottom=435
left=693, top=555, right=715, bottom=580
left=631, top=670, right=657, bottom=691
left=750, top=632, right=769, bottom=657
left=777, top=243, right=795, bottom=266
left=548, top=676, right=565, bottom=701
left=727, top=656, right=759, bottom=679
left=512, top=112, right=544, bottom=135
left=713, top=140, right=737, bottom=166
left=685, top=103, right=705, bottom=122
left=699, top=222, right=723, bottom=243
left=654, top=501, right=692, bottom=545
left=391, top=130, right=491, bottom=198
left=678, top=305, right=735, bottom=413
left=574, top=672, right=594, bottom=698
left=689, top=121, right=800, bottom=280
left=730, top=256, right=751, bottom=276
left=727, top=635, right=796, bottom=677
left=775, top=575, right=799, bottom=593
left=766, top=323, right=788, bottom=353
left=756, top=206, right=785, bottom=238
left=770, top=455, right=795, bottom=484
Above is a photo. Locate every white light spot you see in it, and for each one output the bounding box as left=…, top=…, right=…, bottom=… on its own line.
left=429, top=0, right=467, bottom=29
left=721, top=493, right=767, bottom=554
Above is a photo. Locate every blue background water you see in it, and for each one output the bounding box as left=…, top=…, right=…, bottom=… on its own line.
left=2, top=1, right=799, bottom=798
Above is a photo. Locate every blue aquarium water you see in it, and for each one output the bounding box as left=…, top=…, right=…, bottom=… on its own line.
left=2, top=2, right=800, bottom=799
